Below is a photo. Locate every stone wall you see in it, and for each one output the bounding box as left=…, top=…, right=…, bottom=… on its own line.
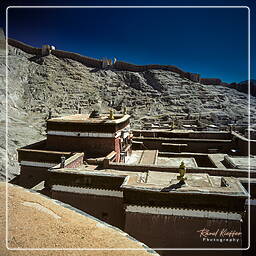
left=8, top=37, right=229, bottom=85
left=51, top=49, right=103, bottom=68
left=113, top=61, right=201, bottom=82
left=8, top=38, right=103, bottom=68
left=200, top=78, right=222, bottom=85
left=8, top=38, right=41, bottom=55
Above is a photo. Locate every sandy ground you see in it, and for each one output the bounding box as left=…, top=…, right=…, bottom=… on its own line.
left=0, top=182, right=158, bottom=256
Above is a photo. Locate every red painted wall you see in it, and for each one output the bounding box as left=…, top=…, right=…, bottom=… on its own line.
left=125, top=211, right=242, bottom=252
left=52, top=190, right=125, bottom=229
left=47, top=135, right=116, bottom=157
left=65, top=154, right=84, bottom=168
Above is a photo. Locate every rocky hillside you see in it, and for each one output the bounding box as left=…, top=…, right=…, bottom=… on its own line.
left=1, top=44, right=256, bottom=181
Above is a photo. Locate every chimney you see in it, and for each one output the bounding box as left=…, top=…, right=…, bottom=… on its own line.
left=60, top=156, right=66, bottom=168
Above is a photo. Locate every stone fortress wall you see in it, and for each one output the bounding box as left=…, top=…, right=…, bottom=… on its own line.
left=8, top=38, right=224, bottom=85
left=8, top=38, right=41, bottom=55
left=200, top=78, right=222, bottom=85
left=8, top=38, right=103, bottom=68
left=51, top=49, right=103, bottom=68
left=113, top=60, right=201, bottom=82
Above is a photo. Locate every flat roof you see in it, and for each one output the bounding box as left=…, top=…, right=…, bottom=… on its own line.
left=48, top=167, right=247, bottom=198
left=224, top=155, right=256, bottom=170
left=157, top=157, right=198, bottom=168
left=126, top=150, right=198, bottom=167
left=122, top=171, right=247, bottom=197
left=48, top=114, right=130, bottom=125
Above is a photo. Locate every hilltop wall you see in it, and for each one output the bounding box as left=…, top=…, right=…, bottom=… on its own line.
left=113, top=61, right=201, bottom=82
left=8, top=38, right=41, bottom=55
left=8, top=38, right=103, bottom=68
left=200, top=78, right=222, bottom=85
left=51, top=49, right=103, bottom=68
left=8, top=37, right=225, bottom=85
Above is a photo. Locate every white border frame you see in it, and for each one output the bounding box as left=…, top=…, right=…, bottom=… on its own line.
left=5, top=5, right=251, bottom=251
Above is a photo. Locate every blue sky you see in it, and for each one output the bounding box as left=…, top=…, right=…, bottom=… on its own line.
left=1, top=0, right=255, bottom=83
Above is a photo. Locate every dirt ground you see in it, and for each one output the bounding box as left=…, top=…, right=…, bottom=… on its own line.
left=0, top=182, right=158, bottom=256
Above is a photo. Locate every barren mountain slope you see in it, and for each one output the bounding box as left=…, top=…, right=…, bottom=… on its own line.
left=1, top=45, right=256, bottom=181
